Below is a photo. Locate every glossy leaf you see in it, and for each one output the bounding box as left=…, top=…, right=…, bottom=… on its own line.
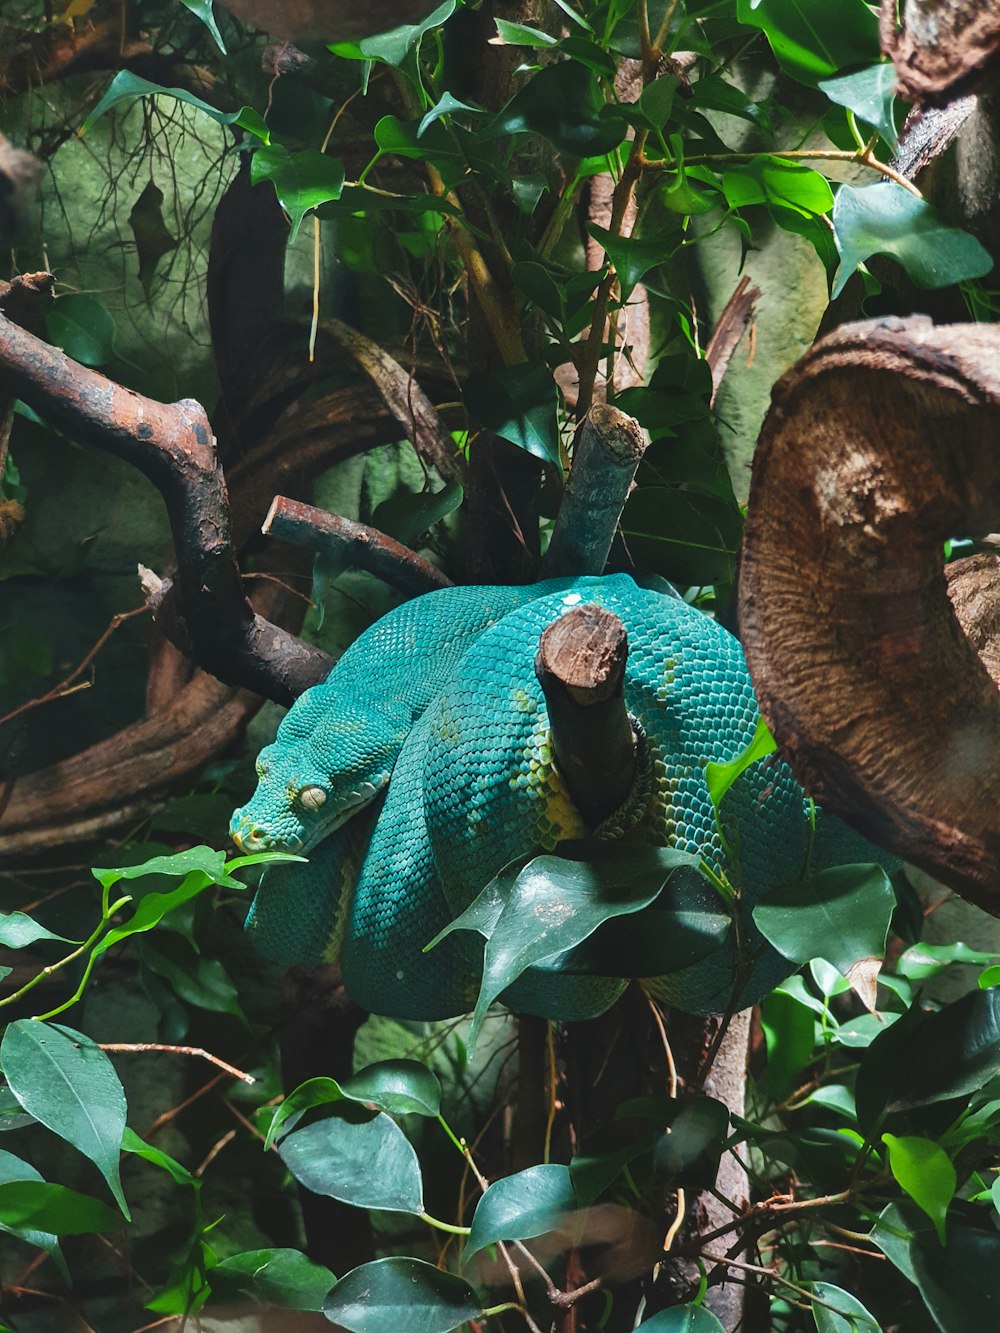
left=47, top=295, right=115, bottom=367
left=811, top=1282, right=880, bottom=1332
left=0, top=1151, right=61, bottom=1260
left=279, top=1111, right=424, bottom=1214
left=93, top=845, right=246, bottom=891
left=431, top=843, right=701, bottom=1045
left=324, top=1258, right=481, bottom=1333
left=250, top=146, right=345, bottom=240
left=761, top=986, right=816, bottom=1099
left=464, top=1164, right=575, bottom=1262
left=121, top=1128, right=196, bottom=1187
left=494, top=18, right=557, bottom=46
left=266, top=1077, right=345, bottom=1150
left=492, top=62, right=626, bottom=157
left=882, top=1134, right=956, bottom=1245
left=371, top=482, right=463, bottom=545
left=138, top=937, right=245, bottom=1021
left=329, top=1, right=456, bottom=67
left=0, top=1180, right=121, bottom=1236
left=832, top=183, right=993, bottom=298
left=464, top=363, right=560, bottom=465
left=0, top=912, right=71, bottom=948
left=82, top=71, right=268, bottom=142
left=211, top=1248, right=335, bottom=1311
left=0, top=1022, right=128, bottom=1217
left=586, top=224, right=678, bottom=300
left=819, top=63, right=898, bottom=147
left=722, top=156, right=833, bottom=217
left=753, top=864, right=895, bottom=984
left=872, top=1201, right=1000, bottom=1329
left=735, top=0, right=879, bottom=86
left=179, top=0, right=225, bottom=51
left=342, top=1060, right=442, bottom=1117
left=895, top=940, right=999, bottom=980
left=92, top=872, right=223, bottom=960
left=634, top=1308, right=726, bottom=1333
left=705, top=716, right=776, bottom=822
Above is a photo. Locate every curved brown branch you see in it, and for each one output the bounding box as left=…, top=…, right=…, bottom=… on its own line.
left=0, top=296, right=329, bottom=705
left=739, top=315, right=1000, bottom=915
left=264, top=496, right=453, bottom=595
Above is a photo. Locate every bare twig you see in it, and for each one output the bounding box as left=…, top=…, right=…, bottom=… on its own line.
left=98, top=1043, right=256, bottom=1084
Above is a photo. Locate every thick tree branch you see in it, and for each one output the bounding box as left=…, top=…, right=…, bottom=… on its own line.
left=0, top=293, right=329, bottom=705
left=264, top=496, right=453, bottom=596
left=543, top=406, right=646, bottom=578
left=739, top=315, right=1000, bottom=916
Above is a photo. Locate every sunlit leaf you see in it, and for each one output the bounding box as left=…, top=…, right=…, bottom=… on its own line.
left=705, top=716, right=776, bottom=822
left=251, top=145, right=344, bottom=240
left=722, top=156, right=833, bottom=217
left=329, top=0, right=456, bottom=67
left=735, top=0, right=879, bottom=86
left=0, top=1180, right=120, bottom=1236
left=179, top=0, right=226, bottom=52
left=819, top=63, right=898, bottom=148
left=832, top=183, right=993, bottom=298
left=0, top=912, right=71, bottom=948
left=882, top=1134, right=956, bottom=1245
left=464, top=363, right=560, bottom=465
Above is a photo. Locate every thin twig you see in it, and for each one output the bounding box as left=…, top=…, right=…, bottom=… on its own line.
left=99, top=1043, right=255, bottom=1084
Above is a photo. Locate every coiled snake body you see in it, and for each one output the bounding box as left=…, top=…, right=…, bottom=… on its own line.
left=231, top=575, right=892, bottom=1019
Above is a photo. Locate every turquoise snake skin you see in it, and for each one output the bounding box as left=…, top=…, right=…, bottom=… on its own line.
left=230, top=575, right=895, bottom=1019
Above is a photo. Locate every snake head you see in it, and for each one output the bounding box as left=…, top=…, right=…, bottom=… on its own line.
left=229, top=700, right=409, bottom=856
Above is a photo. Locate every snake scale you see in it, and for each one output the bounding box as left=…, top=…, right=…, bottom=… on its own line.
left=230, top=575, right=895, bottom=1020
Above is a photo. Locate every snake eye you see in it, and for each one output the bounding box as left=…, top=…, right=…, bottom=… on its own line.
left=299, top=786, right=328, bottom=812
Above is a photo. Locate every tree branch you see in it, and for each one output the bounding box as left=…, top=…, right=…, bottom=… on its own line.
left=264, top=496, right=453, bottom=596
left=543, top=406, right=646, bottom=578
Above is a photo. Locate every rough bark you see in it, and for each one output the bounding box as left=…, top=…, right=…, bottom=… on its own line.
left=740, top=315, right=1000, bottom=916
left=882, top=0, right=1000, bottom=103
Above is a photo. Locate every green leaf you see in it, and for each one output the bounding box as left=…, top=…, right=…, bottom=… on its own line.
left=832, top=183, right=993, bottom=298
left=179, top=0, right=226, bottom=52
left=279, top=1111, right=424, bottom=1213
left=323, top=1258, right=481, bottom=1333
left=266, top=1078, right=345, bottom=1150
left=418, top=92, right=484, bottom=137
left=329, top=0, right=456, bottom=67
left=811, top=1282, right=880, bottom=1332
left=0, top=912, right=71, bottom=948
left=511, top=260, right=566, bottom=321
left=93, top=845, right=244, bottom=891
left=494, top=18, right=558, bottom=46
left=654, top=1096, right=730, bottom=1186
left=735, top=0, right=879, bottom=86
left=464, top=1164, right=575, bottom=1262
left=705, top=716, right=776, bottom=823
left=137, top=937, right=245, bottom=1020
left=0, top=1180, right=121, bottom=1236
left=463, top=363, right=560, bottom=466
left=896, top=940, right=999, bottom=980
left=121, top=1128, right=196, bottom=1187
left=91, top=872, right=218, bottom=960
left=753, top=864, right=895, bottom=982
left=819, top=63, right=898, bottom=148
left=371, top=482, right=463, bottom=545
left=722, top=156, right=833, bottom=217
left=621, top=486, right=742, bottom=587
left=47, top=295, right=115, bottom=368
left=634, top=1308, right=727, bottom=1332
left=342, top=1060, right=442, bottom=1117
left=882, top=1134, right=956, bottom=1245
left=430, top=843, right=702, bottom=1046
left=211, top=1248, right=335, bottom=1311
left=250, top=146, right=345, bottom=240
left=492, top=63, right=626, bottom=157
left=586, top=224, right=678, bottom=299
left=0, top=1022, right=128, bottom=1217
left=82, top=71, right=268, bottom=142
left=0, top=1151, right=61, bottom=1260
left=618, top=76, right=678, bottom=132
left=872, top=1201, right=1000, bottom=1329
left=980, top=965, right=1000, bottom=989
left=760, top=986, right=817, bottom=1099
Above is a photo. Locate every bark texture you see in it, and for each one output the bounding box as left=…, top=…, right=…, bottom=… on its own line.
left=882, top=0, right=1000, bottom=102
left=740, top=315, right=1000, bottom=915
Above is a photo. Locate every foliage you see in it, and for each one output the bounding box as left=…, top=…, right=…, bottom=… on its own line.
left=1, top=0, right=999, bottom=1330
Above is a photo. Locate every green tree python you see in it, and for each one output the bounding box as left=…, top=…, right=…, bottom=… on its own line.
left=230, top=575, right=895, bottom=1020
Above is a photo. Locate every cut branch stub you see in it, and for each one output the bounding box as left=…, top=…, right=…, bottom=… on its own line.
left=544, top=404, right=647, bottom=578
left=739, top=316, right=1000, bottom=915
left=882, top=0, right=1000, bottom=102
left=535, top=605, right=637, bottom=826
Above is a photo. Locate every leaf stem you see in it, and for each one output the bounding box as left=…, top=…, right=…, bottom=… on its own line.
left=419, top=1210, right=471, bottom=1235
left=482, top=1302, right=524, bottom=1318
left=0, top=897, right=131, bottom=1014
left=642, top=146, right=922, bottom=198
